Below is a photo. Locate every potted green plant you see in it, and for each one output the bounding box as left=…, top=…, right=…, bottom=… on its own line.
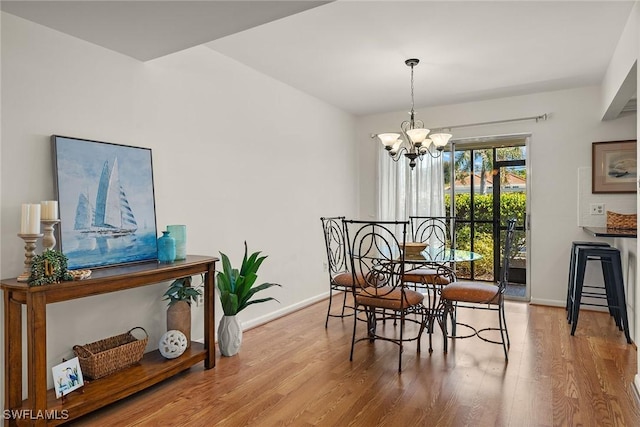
left=217, top=242, right=281, bottom=356
left=163, top=276, right=201, bottom=347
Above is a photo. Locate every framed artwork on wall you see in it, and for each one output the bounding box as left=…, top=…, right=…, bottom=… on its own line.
left=52, top=357, right=84, bottom=398
left=592, top=140, right=637, bottom=194
left=52, top=135, right=158, bottom=269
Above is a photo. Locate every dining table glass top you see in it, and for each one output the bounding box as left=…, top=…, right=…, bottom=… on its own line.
left=403, top=246, right=483, bottom=263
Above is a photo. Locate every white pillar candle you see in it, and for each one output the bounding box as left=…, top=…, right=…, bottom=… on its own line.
left=41, top=200, right=58, bottom=220
left=20, top=203, right=41, bottom=234
left=20, top=204, right=29, bottom=234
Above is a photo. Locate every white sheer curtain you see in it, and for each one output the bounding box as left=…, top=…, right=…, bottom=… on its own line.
left=377, top=147, right=446, bottom=222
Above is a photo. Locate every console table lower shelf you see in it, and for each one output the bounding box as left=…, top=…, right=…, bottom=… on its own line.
left=16, top=342, right=206, bottom=426
left=1, top=255, right=217, bottom=427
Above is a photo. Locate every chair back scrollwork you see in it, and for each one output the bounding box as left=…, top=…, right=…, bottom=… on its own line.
left=343, top=220, right=409, bottom=299
left=409, top=216, right=454, bottom=262
left=320, top=216, right=349, bottom=278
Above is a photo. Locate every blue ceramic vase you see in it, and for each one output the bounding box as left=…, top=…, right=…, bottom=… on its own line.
left=157, top=231, right=176, bottom=263
left=167, top=224, right=187, bottom=260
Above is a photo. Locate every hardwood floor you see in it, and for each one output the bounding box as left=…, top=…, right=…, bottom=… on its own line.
left=71, top=298, right=640, bottom=426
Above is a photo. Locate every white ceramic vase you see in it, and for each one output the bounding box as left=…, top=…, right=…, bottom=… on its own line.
left=218, top=315, right=242, bottom=356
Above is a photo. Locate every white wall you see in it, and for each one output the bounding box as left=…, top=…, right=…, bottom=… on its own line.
left=0, top=12, right=358, bottom=401
left=601, top=0, right=640, bottom=394
left=577, top=166, right=636, bottom=227
left=356, top=86, right=636, bottom=306
left=601, top=1, right=638, bottom=120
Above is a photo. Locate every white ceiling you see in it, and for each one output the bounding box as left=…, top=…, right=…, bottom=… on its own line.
left=1, top=1, right=636, bottom=116
left=0, top=1, right=330, bottom=61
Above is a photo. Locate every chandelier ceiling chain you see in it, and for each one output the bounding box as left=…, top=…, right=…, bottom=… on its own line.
left=410, top=60, right=415, bottom=115
left=373, top=58, right=452, bottom=170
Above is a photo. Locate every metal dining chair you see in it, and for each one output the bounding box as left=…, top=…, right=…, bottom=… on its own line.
left=440, top=218, right=517, bottom=361
left=320, top=216, right=360, bottom=328
left=409, top=216, right=453, bottom=251
left=342, top=219, right=427, bottom=372
left=405, top=216, right=457, bottom=341
left=406, top=216, right=455, bottom=291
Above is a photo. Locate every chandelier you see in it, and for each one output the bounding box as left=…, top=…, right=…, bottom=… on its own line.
left=374, top=58, right=452, bottom=169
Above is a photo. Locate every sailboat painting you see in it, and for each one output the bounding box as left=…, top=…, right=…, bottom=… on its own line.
left=53, top=136, right=158, bottom=269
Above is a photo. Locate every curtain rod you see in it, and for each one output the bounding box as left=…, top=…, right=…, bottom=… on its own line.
left=434, top=113, right=548, bottom=132
left=369, top=113, right=548, bottom=139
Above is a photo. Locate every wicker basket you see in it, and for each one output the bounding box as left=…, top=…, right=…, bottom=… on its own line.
left=73, top=327, right=148, bottom=380
left=606, top=211, right=637, bottom=230
left=607, top=211, right=638, bottom=230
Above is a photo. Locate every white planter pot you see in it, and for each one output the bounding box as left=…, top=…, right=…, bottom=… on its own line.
left=218, top=315, right=243, bottom=356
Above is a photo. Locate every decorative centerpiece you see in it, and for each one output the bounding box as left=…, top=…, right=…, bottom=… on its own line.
left=158, top=330, right=188, bottom=359
left=401, top=242, right=428, bottom=260
left=28, top=249, right=73, bottom=286
left=216, top=242, right=281, bottom=356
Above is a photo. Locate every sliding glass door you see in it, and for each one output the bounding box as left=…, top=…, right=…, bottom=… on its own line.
left=445, top=140, right=528, bottom=299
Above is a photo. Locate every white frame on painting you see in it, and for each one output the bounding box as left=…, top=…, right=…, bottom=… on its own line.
left=52, top=135, right=159, bottom=269
left=52, top=357, right=84, bottom=398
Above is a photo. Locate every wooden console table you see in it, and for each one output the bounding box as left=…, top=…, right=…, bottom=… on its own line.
left=1, top=255, right=217, bottom=426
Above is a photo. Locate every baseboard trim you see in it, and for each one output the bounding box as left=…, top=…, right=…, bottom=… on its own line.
left=193, top=292, right=330, bottom=344
left=241, top=293, right=329, bottom=331
left=529, top=298, right=564, bottom=307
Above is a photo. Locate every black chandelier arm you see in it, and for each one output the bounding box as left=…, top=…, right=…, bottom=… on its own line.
left=386, top=145, right=408, bottom=161
left=418, top=142, right=444, bottom=159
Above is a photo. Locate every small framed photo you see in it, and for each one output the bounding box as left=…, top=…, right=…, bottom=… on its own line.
left=592, top=140, right=637, bottom=193
left=52, top=357, right=84, bottom=398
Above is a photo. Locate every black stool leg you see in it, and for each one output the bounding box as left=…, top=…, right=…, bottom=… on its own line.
left=600, top=258, right=622, bottom=330
left=567, top=244, right=577, bottom=313
left=601, top=259, right=621, bottom=328
left=570, top=250, right=588, bottom=335
left=610, top=252, right=632, bottom=344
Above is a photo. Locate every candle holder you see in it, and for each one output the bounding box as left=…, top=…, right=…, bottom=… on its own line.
left=41, top=219, right=61, bottom=251
left=17, top=233, right=44, bottom=282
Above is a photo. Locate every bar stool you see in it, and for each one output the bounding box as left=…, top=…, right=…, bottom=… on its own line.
left=566, top=241, right=610, bottom=318
left=570, top=244, right=621, bottom=327
left=570, top=245, right=631, bottom=343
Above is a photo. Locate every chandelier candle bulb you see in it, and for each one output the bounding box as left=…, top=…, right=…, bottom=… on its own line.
left=41, top=201, right=58, bottom=220
left=406, top=128, right=430, bottom=144
left=20, top=203, right=41, bottom=234
left=377, top=133, right=401, bottom=148
left=430, top=133, right=453, bottom=149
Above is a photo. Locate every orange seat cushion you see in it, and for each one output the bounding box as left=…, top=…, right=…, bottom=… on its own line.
left=404, top=268, right=451, bottom=285
left=440, top=281, right=500, bottom=304
left=332, top=272, right=368, bottom=288
left=356, top=286, right=424, bottom=310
